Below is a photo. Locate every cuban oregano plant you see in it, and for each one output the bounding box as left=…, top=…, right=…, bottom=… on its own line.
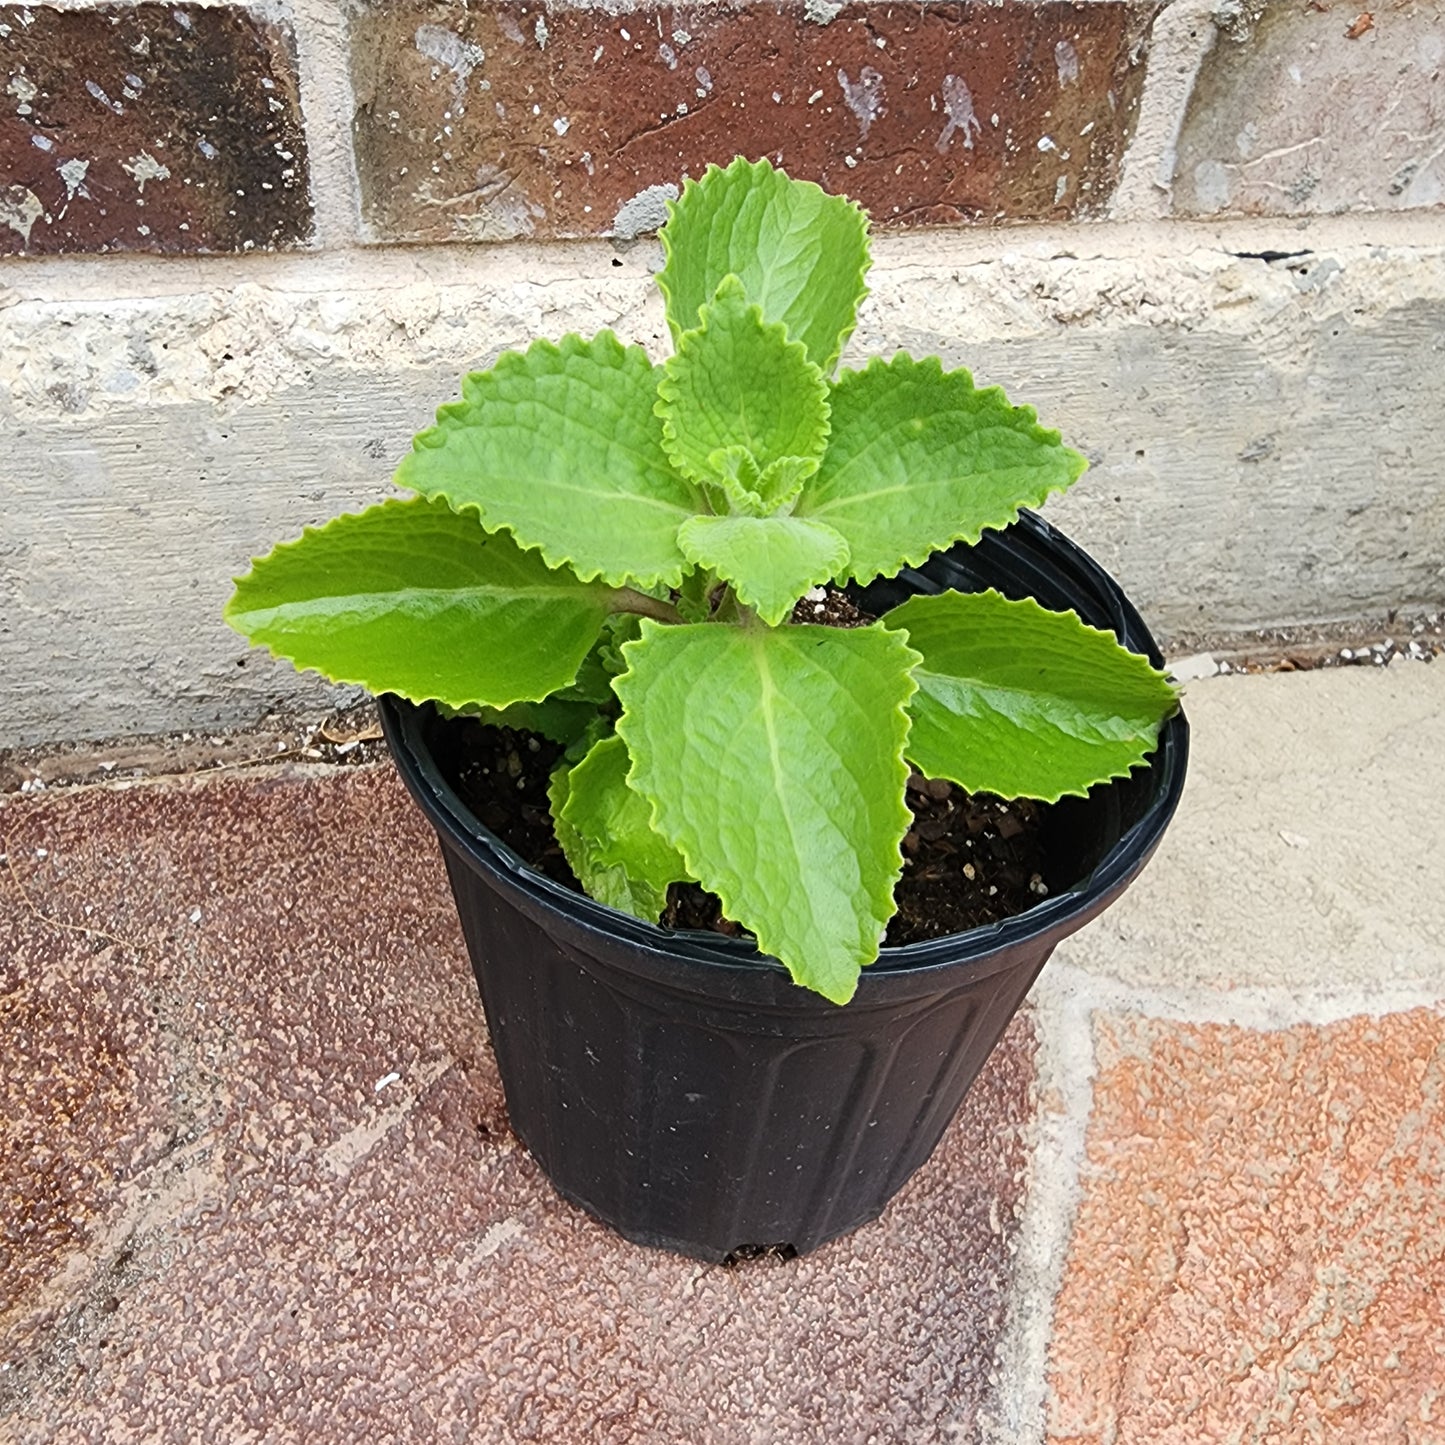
left=226, top=157, right=1178, bottom=1005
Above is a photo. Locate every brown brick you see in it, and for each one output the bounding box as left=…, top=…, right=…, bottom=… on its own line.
left=1173, top=0, right=1445, bottom=216
left=350, top=0, right=1158, bottom=242
left=0, top=3, right=311, bottom=255
left=1048, top=1011, right=1445, bottom=1444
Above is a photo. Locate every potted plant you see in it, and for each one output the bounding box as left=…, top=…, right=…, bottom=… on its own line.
left=226, top=157, right=1187, bottom=1261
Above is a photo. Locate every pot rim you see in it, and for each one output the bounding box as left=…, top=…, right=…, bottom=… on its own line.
left=380, top=511, right=1190, bottom=990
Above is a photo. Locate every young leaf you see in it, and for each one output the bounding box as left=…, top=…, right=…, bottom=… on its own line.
left=797, top=356, right=1089, bottom=585
left=657, top=157, right=870, bottom=375
left=706, top=446, right=769, bottom=516
left=555, top=734, right=690, bottom=920
left=549, top=763, right=674, bottom=924
left=675, top=566, right=716, bottom=623
left=395, top=333, right=699, bottom=590
left=705, top=450, right=818, bottom=519
left=656, top=275, right=830, bottom=488
left=225, top=497, right=615, bottom=708
left=614, top=622, right=921, bottom=1004
left=886, top=589, right=1180, bottom=802
left=675, top=515, right=849, bottom=627
left=755, top=456, right=819, bottom=514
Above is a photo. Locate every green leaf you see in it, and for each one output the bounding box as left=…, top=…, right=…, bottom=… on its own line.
left=706, top=446, right=769, bottom=517
left=614, top=622, right=921, bottom=1004
left=676, top=515, right=850, bottom=627
left=886, top=589, right=1180, bottom=802
left=657, top=157, right=870, bottom=375
left=395, top=333, right=699, bottom=590
left=797, top=355, right=1089, bottom=585
left=548, top=739, right=688, bottom=924
left=657, top=275, right=830, bottom=489
left=225, top=497, right=615, bottom=708
left=755, top=456, right=819, bottom=514
left=558, top=734, right=689, bottom=913
left=588, top=612, right=645, bottom=691
left=704, top=451, right=817, bottom=520
left=675, top=566, right=716, bottom=623
left=549, top=768, right=667, bottom=921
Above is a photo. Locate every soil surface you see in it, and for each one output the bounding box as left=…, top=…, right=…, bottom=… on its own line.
left=451, top=728, right=1050, bottom=948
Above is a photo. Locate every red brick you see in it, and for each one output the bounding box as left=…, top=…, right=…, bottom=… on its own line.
left=1172, top=0, right=1445, bottom=216
left=3, top=763, right=1038, bottom=1441
left=350, top=0, right=1159, bottom=242
left=0, top=3, right=311, bottom=255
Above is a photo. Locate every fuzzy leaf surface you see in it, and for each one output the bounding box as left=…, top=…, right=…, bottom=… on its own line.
left=799, top=356, right=1088, bottom=584
left=705, top=450, right=817, bottom=519
left=676, top=515, right=849, bottom=626
left=614, top=622, right=920, bottom=1003
left=657, top=157, right=869, bottom=374
left=887, top=589, right=1179, bottom=801
left=225, top=498, right=613, bottom=708
left=556, top=735, right=690, bottom=916
left=395, top=333, right=697, bottom=589
left=548, top=762, right=674, bottom=924
left=657, top=276, right=829, bottom=487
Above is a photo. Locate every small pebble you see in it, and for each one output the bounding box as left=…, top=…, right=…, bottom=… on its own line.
left=1168, top=653, right=1218, bottom=683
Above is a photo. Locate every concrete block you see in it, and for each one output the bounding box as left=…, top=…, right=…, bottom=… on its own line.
left=3, top=230, right=1444, bottom=745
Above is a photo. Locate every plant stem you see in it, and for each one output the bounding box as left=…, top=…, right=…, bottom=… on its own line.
left=612, top=588, right=684, bottom=624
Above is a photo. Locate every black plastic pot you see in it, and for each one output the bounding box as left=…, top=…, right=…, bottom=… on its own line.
left=380, top=511, right=1189, bottom=1262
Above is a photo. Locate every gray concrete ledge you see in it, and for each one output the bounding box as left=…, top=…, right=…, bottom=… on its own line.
left=4, top=217, right=1444, bottom=745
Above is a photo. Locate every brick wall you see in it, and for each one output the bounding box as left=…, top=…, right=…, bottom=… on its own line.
left=3, top=0, right=1444, bottom=742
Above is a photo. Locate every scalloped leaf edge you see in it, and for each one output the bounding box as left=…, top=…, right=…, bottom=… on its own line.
left=224, top=498, right=614, bottom=709
left=887, top=588, right=1180, bottom=803
left=656, top=156, right=873, bottom=377
left=654, top=275, right=832, bottom=490
left=820, top=353, right=1090, bottom=585
left=397, top=330, right=696, bottom=592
